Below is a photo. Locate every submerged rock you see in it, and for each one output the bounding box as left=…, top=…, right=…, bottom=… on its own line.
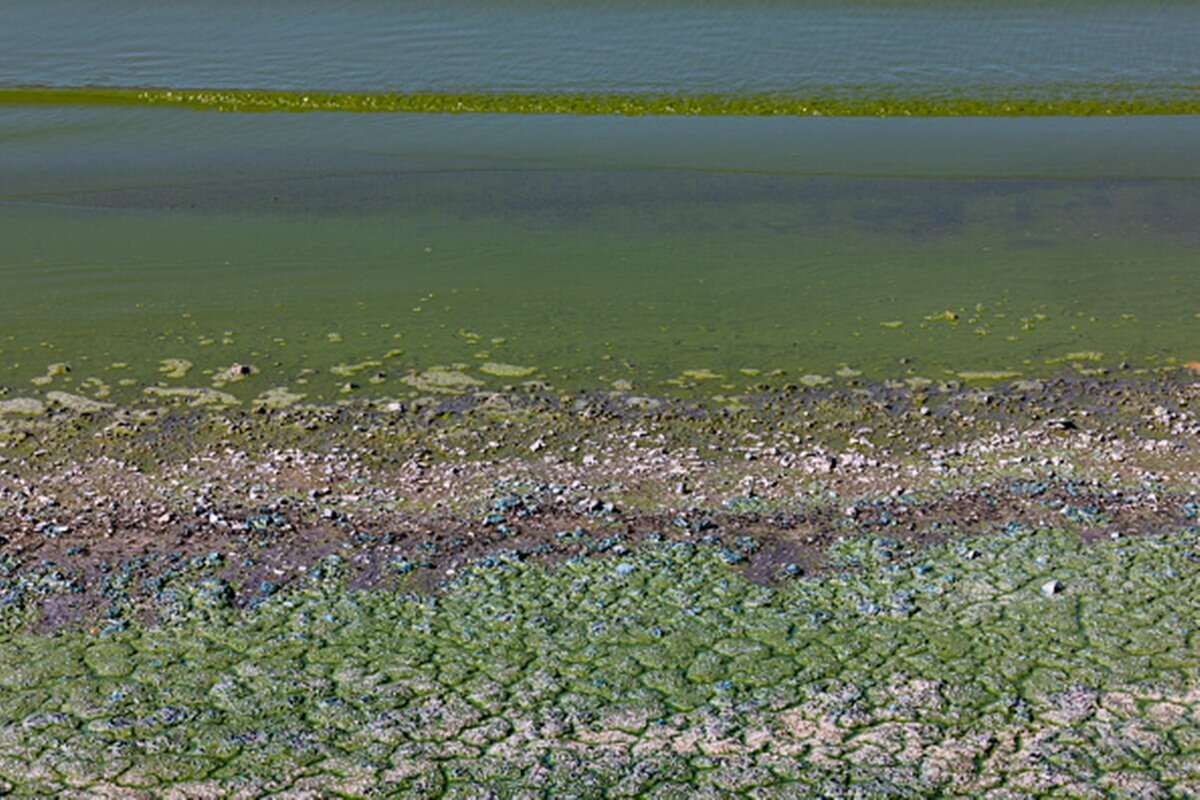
left=479, top=362, right=537, bottom=378
left=158, top=358, right=193, bottom=379
left=0, top=398, right=45, bottom=417
left=958, top=370, right=1023, bottom=381
left=46, top=392, right=113, bottom=415
left=30, top=363, right=70, bottom=386
left=402, top=368, right=483, bottom=395
left=252, top=387, right=306, bottom=410
left=144, top=386, right=239, bottom=407
left=330, top=360, right=382, bottom=378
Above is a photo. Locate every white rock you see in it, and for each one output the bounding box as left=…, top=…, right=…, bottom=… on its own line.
left=1041, top=579, right=1063, bottom=597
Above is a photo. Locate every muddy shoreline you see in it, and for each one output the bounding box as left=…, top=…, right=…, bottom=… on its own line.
left=2, top=373, right=1200, bottom=795
left=3, top=372, right=1196, bottom=634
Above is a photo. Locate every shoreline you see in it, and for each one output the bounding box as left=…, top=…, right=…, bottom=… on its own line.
left=2, top=372, right=1197, bottom=634
left=1, top=373, right=1199, bottom=793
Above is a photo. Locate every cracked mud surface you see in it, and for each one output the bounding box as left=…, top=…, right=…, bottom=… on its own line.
left=1, top=374, right=1199, bottom=795
left=5, top=527, right=1200, bottom=797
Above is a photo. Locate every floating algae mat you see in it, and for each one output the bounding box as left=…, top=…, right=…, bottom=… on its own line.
left=3, top=527, right=1200, bottom=794
left=5, top=86, right=1200, bottom=117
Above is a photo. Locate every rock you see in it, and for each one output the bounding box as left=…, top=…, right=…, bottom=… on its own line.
left=810, top=455, right=837, bottom=474
left=1041, top=579, right=1063, bottom=597
left=213, top=362, right=259, bottom=385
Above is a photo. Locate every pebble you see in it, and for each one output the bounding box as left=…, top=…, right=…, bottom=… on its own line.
left=1041, top=579, right=1063, bottom=597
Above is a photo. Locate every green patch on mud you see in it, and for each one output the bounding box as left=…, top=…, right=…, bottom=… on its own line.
left=2, top=525, right=1200, bottom=794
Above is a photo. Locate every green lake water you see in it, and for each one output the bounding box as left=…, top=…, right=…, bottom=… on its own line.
left=1, top=0, right=1198, bottom=402
left=2, top=110, right=1198, bottom=401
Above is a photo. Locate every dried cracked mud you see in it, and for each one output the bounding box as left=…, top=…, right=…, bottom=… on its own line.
left=1, top=373, right=1200, bottom=796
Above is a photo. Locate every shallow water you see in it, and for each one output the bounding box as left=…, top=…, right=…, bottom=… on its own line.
left=2, top=108, right=1198, bottom=401
left=1, top=2, right=1198, bottom=402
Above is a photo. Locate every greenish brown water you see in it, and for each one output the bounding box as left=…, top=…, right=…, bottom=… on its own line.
left=4, top=0, right=1200, bottom=410
left=2, top=110, right=1198, bottom=403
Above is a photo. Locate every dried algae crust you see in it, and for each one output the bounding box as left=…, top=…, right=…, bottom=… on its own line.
left=3, top=525, right=1200, bottom=795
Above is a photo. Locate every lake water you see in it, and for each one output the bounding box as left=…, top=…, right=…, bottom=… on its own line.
left=1, top=2, right=1198, bottom=402
left=3, top=0, right=1199, bottom=97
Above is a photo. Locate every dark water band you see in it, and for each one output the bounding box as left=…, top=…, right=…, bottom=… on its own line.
left=2, top=86, right=1199, bottom=116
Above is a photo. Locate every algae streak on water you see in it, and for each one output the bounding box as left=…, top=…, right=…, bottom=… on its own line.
left=2, top=86, right=1200, bottom=116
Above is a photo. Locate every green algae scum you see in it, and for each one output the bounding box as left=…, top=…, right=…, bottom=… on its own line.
left=4, top=85, right=1200, bottom=116
left=4, top=112, right=1200, bottom=406
left=4, top=0, right=1200, bottom=795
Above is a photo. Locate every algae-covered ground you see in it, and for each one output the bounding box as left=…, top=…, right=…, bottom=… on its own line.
left=4, top=526, right=1200, bottom=797
left=2, top=374, right=1200, bottom=795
